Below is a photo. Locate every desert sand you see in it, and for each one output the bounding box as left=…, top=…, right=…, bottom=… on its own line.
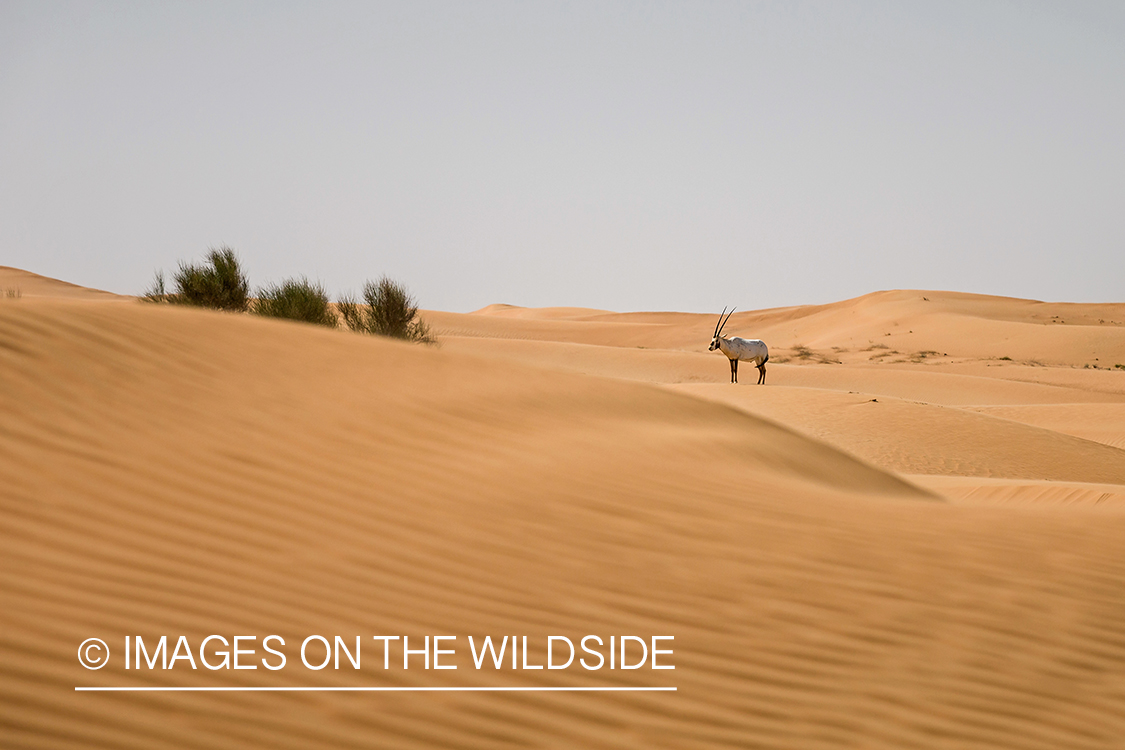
left=2, top=267, right=1124, bottom=749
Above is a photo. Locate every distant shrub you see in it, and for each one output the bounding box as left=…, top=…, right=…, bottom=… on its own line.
left=252, top=278, right=337, bottom=328
left=172, top=247, right=250, bottom=311
left=143, top=248, right=250, bottom=310
left=788, top=344, right=840, bottom=365
left=338, top=277, right=434, bottom=343
left=4, top=287, right=20, bottom=299
left=142, top=271, right=169, bottom=303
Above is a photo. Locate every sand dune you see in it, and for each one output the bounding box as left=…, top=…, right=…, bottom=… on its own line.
left=0, top=266, right=126, bottom=301
left=913, top=475, right=1125, bottom=508
left=671, top=384, right=1125, bottom=484
left=3, top=276, right=1125, bottom=749
left=433, top=290, right=1125, bottom=370
left=966, top=404, right=1125, bottom=450
left=437, top=336, right=1124, bottom=408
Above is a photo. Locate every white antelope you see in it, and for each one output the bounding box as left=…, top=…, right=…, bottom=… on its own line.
left=708, top=307, right=769, bottom=384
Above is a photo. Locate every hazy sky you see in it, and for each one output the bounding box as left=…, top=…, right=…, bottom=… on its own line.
left=2, top=1, right=1122, bottom=312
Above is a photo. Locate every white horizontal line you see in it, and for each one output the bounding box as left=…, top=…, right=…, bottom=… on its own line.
left=76, top=686, right=676, bottom=692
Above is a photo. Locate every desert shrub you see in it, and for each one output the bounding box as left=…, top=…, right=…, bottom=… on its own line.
left=338, top=276, right=434, bottom=343
left=252, top=278, right=337, bottom=328
left=148, top=247, right=250, bottom=310
left=142, top=271, right=169, bottom=303
left=336, top=296, right=364, bottom=333
left=789, top=344, right=841, bottom=365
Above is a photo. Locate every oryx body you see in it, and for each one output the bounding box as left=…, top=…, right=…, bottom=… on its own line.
left=708, top=308, right=769, bottom=384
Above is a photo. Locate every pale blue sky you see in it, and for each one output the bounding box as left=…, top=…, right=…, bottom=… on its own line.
left=2, top=1, right=1122, bottom=311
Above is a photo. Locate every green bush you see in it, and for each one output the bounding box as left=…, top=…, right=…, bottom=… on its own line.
left=171, top=247, right=250, bottom=311
left=144, top=247, right=250, bottom=309
left=338, top=277, right=434, bottom=343
left=252, top=278, right=338, bottom=328
left=142, top=270, right=170, bottom=303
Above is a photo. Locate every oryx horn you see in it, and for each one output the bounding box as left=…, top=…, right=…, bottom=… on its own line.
left=713, top=307, right=727, bottom=338
left=716, top=307, right=736, bottom=337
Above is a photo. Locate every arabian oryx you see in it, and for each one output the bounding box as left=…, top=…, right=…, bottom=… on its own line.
left=708, top=307, right=769, bottom=384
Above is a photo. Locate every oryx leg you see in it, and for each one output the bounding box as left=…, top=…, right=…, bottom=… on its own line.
left=730, top=357, right=737, bottom=384
left=757, top=363, right=766, bottom=385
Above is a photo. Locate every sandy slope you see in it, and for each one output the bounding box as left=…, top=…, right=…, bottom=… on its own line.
left=2, top=279, right=1125, bottom=749
left=966, top=404, right=1125, bottom=449
left=0, top=266, right=126, bottom=301
left=431, top=290, right=1125, bottom=369
left=912, top=475, right=1125, bottom=508
left=671, top=384, right=1125, bottom=484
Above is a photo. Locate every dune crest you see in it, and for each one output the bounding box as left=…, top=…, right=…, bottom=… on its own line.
left=435, top=290, right=1125, bottom=369
left=0, top=266, right=126, bottom=300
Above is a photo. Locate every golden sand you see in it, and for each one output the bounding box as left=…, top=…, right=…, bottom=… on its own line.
left=2, top=268, right=1123, bottom=748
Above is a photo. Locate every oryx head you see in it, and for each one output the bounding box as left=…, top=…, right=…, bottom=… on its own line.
left=709, top=307, right=735, bottom=350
